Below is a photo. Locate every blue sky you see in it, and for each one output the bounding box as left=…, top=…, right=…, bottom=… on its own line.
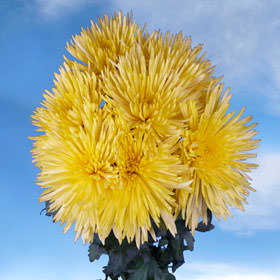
left=1, top=0, right=280, bottom=279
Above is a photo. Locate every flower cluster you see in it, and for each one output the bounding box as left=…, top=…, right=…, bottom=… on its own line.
left=31, top=11, right=259, bottom=247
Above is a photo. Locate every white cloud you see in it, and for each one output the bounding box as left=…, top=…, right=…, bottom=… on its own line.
left=220, top=151, right=280, bottom=232
left=265, top=45, right=280, bottom=115
left=34, top=0, right=93, bottom=18
left=175, top=262, right=280, bottom=280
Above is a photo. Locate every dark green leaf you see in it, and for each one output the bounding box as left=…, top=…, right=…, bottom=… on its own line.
left=162, top=272, right=176, bottom=280
left=196, top=209, right=215, bottom=232
left=196, top=222, right=215, bottom=232
left=128, top=261, right=149, bottom=280
left=172, top=260, right=185, bottom=273
left=88, top=243, right=107, bottom=262
left=104, top=238, right=139, bottom=276
left=158, top=248, right=172, bottom=269
left=129, top=258, right=164, bottom=280
left=169, top=236, right=184, bottom=262
left=175, top=219, right=186, bottom=236
left=182, top=231, right=194, bottom=251
left=128, top=251, right=175, bottom=280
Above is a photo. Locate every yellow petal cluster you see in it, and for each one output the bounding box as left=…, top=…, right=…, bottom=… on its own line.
left=174, top=83, right=259, bottom=232
left=31, top=11, right=259, bottom=247
left=65, top=11, right=145, bottom=75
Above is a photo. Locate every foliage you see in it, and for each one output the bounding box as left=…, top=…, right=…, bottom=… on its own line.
left=87, top=211, right=214, bottom=280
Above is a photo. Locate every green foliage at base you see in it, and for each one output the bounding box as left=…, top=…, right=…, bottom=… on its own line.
left=88, top=211, right=214, bottom=280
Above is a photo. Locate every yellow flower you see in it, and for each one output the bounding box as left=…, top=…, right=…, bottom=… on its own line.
left=65, top=11, right=145, bottom=75
left=102, top=34, right=218, bottom=143
left=31, top=65, right=119, bottom=244
left=31, top=62, right=102, bottom=135
left=175, top=83, right=260, bottom=232
left=97, top=132, right=185, bottom=248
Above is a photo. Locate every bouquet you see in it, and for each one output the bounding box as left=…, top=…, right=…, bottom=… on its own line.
left=31, top=11, right=259, bottom=279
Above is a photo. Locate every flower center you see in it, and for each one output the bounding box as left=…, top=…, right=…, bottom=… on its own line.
left=130, top=98, right=156, bottom=124
left=83, top=158, right=107, bottom=180
left=123, top=159, right=140, bottom=176
left=197, top=141, right=221, bottom=168
left=182, top=133, right=223, bottom=170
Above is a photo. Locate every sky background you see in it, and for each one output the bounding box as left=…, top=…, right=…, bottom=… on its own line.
left=1, top=0, right=280, bottom=279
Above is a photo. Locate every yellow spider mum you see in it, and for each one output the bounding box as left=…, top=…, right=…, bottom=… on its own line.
left=31, top=65, right=119, bottom=243
left=32, top=62, right=102, bottom=135
left=102, top=34, right=218, bottom=143
left=97, top=132, right=185, bottom=247
left=175, top=83, right=260, bottom=232
left=65, top=11, right=145, bottom=75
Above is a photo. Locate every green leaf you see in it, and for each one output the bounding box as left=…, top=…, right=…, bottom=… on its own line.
left=128, top=261, right=149, bottom=280
left=104, top=238, right=139, bottom=277
left=162, top=272, right=176, bottom=280
left=88, top=243, right=107, bottom=262
left=172, top=260, right=185, bottom=273
left=170, top=236, right=184, bottom=261
left=128, top=257, right=165, bottom=280
left=148, top=259, right=174, bottom=280
left=182, top=231, right=194, bottom=251
left=158, top=248, right=172, bottom=269
left=196, top=222, right=215, bottom=232
left=196, top=209, right=215, bottom=232
left=169, top=236, right=185, bottom=273
left=175, top=219, right=186, bottom=236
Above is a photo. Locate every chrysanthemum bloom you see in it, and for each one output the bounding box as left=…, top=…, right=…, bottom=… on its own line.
left=175, top=83, right=260, bottom=232
left=97, top=132, right=186, bottom=247
left=102, top=36, right=220, bottom=144
left=65, top=11, right=145, bottom=75
left=31, top=64, right=119, bottom=243
left=32, top=63, right=102, bottom=134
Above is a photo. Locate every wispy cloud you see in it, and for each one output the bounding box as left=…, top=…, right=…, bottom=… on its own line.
left=33, top=0, right=93, bottom=18
left=220, top=151, right=280, bottom=232
left=176, top=262, right=280, bottom=280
